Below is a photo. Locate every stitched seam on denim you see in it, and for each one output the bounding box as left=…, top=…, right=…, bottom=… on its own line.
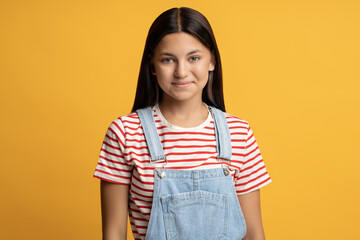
left=145, top=171, right=161, bottom=239
left=224, top=195, right=229, bottom=238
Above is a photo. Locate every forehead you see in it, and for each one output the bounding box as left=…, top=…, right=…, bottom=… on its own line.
left=155, top=32, right=209, bottom=55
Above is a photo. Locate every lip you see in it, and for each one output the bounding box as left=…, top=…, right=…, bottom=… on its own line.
left=172, top=82, right=193, bottom=88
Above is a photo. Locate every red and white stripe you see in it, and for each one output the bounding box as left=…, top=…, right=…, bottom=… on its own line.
left=93, top=105, right=271, bottom=239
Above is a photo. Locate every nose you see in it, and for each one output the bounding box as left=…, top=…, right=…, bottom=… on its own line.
left=174, top=61, right=188, bottom=78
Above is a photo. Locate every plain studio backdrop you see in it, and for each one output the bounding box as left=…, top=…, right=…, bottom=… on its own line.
left=1, top=0, right=359, bottom=239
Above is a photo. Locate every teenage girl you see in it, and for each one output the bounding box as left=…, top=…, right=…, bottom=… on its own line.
left=93, top=7, right=271, bottom=240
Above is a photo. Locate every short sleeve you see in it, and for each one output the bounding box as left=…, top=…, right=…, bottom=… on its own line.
left=234, top=125, right=271, bottom=195
left=93, top=119, right=133, bottom=185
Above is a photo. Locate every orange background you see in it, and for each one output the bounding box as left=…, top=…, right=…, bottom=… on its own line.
left=1, top=0, right=359, bottom=239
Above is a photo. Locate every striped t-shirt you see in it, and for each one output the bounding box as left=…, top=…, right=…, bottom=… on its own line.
left=93, top=103, right=271, bottom=240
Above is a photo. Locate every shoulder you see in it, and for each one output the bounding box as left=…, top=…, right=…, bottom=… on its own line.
left=223, top=112, right=250, bottom=131
left=109, top=105, right=160, bottom=131
left=107, top=111, right=142, bottom=135
left=118, top=111, right=141, bottom=126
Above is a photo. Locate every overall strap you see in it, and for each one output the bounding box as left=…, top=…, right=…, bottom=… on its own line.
left=208, top=106, right=232, bottom=160
left=137, top=105, right=232, bottom=162
left=136, top=107, right=166, bottom=161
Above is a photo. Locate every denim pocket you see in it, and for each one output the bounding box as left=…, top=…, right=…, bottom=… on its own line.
left=160, top=190, right=229, bottom=240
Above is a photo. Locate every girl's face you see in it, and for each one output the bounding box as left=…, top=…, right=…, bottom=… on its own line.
left=152, top=32, right=215, bottom=104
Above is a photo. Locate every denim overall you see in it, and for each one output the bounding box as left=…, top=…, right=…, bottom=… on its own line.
left=137, top=106, right=247, bottom=240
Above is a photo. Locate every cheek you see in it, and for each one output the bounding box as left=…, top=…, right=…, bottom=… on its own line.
left=155, top=66, right=173, bottom=90
left=194, top=62, right=211, bottom=78
left=156, top=65, right=173, bottom=79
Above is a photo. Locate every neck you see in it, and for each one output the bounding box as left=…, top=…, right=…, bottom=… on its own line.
left=158, top=97, right=209, bottom=128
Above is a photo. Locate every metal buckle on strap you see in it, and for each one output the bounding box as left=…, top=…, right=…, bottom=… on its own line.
left=217, top=155, right=231, bottom=176
left=150, top=156, right=168, bottom=178
left=150, top=156, right=168, bottom=167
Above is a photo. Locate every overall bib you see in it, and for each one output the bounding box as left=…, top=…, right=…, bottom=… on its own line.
left=137, top=106, right=247, bottom=240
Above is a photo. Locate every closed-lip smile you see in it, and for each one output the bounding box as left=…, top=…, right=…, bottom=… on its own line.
left=172, top=81, right=193, bottom=87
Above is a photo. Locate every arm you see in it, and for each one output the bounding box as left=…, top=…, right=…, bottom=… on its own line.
left=237, top=189, right=265, bottom=240
left=100, top=180, right=129, bottom=240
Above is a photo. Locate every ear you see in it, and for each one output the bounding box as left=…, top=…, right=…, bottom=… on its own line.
left=209, top=52, right=216, bottom=71
left=151, top=66, right=156, bottom=75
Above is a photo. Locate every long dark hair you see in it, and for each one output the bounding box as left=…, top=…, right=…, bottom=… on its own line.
left=131, top=7, right=225, bottom=112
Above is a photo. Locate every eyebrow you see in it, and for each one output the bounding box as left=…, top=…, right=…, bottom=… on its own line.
left=159, top=50, right=201, bottom=56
